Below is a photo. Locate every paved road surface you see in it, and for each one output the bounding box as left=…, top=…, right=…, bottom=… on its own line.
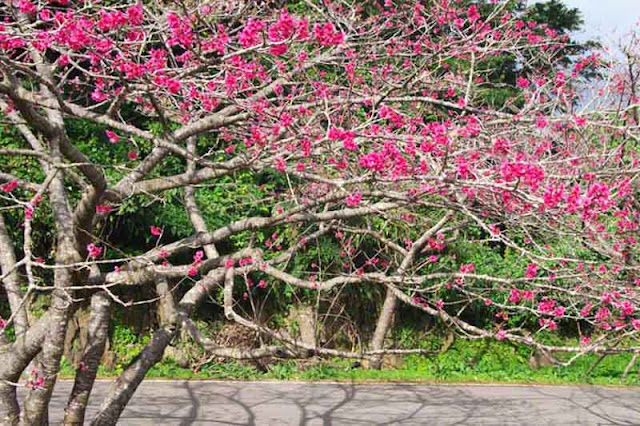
left=10, top=380, right=640, bottom=425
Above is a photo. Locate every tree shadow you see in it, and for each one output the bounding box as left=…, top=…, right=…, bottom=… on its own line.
left=42, top=380, right=640, bottom=425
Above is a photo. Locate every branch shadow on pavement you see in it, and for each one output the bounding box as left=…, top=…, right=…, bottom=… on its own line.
left=110, top=381, right=640, bottom=425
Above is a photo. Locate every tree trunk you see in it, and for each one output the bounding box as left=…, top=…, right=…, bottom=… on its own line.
left=21, top=164, right=78, bottom=426
left=289, top=304, right=317, bottom=349
left=20, top=287, right=72, bottom=426
left=369, top=288, right=397, bottom=369
left=63, top=292, right=111, bottom=425
left=0, top=213, right=29, bottom=425
left=90, top=280, right=176, bottom=426
left=0, top=214, right=29, bottom=338
left=368, top=213, right=453, bottom=369
left=90, top=327, right=174, bottom=426
left=0, top=312, right=51, bottom=425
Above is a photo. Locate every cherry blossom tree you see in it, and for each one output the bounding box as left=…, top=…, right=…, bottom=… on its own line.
left=0, top=0, right=638, bottom=424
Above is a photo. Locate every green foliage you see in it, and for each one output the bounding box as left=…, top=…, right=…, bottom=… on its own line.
left=107, top=324, right=152, bottom=374
left=526, top=0, right=583, bottom=34
left=57, top=336, right=640, bottom=387
left=112, top=324, right=140, bottom=346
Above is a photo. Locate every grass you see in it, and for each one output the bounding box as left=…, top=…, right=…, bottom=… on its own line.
left=58, top=338, right=640, bottom=386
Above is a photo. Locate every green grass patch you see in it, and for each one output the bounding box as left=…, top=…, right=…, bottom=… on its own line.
left=58, top=338, right=640, bottom=386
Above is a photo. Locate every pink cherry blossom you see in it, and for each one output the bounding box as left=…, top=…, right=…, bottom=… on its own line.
left=1, top=180, right=18, bottom=193
left=87, top=243, right=102, bottom=259
left=346, top=192, right=362, bottom=207
left=525, top=264, right=538, bottom=279
left=516, top=77, right=530, bottom=89
left=106, top=130, right=120, bottom=143
left=238, top=18, right=265, bottom=48
left=314, top=22, right=344, bottom=46
left=95, top=205, right=112, bottom=214
left=460, top=263, right=475, bottom=274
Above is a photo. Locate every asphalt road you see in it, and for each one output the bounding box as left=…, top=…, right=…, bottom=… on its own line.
left=10, top=380, right=640, bottom=425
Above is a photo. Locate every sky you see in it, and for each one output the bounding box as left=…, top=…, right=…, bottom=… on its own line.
left=530, top=0, right=639, bottom=43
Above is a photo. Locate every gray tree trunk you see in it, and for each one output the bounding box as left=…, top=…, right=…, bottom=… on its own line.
left=369, top=288, right=397, bottom=369
left=63, top=292, right=111, bottom=425
left=90, top=280, right=176, bottom=425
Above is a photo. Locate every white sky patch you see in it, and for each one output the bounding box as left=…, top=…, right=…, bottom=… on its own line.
left=529, top=0, right=640, bottom=44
